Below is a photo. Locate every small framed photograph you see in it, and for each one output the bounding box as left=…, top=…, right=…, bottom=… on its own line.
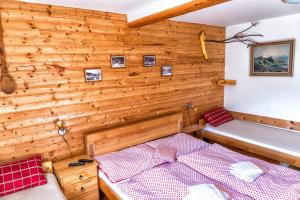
left=143, top=55, right=156, bottom=67
left=161, top=66, right=173, bottom=76
left=111, top=55, right=126, bottom=68
left=84, top=68, right=102, bottom=82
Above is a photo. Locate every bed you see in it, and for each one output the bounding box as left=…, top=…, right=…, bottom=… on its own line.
left=86, top=113, right=185, bottom=200
left=98, top=170, right=131, bottom=200
left=0, top=161, right=66, bottom=200
left=202, top=119, right=300, bottom=168
left=85, top=113, right=300, bottom=200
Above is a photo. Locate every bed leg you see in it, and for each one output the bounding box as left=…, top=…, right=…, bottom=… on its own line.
left=195, top=130, right=202, bottom=139
left=99, top=189, right=105, bottom=200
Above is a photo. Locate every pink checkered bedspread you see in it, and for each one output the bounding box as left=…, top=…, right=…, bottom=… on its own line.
left=118, top=162, right=253, bottom=200
left=178, top=144, right=300, bottom=200
left=145, top=133, right=210, bottom=156
left=94, top=144, right=165, bottom=183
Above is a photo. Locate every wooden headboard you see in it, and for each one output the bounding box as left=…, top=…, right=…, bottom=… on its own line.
left=85, top=113, right=183, bottom=157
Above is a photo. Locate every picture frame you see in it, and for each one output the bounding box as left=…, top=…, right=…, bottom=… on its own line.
left=84, top=68, right=102, bottom=82
left=111, top=55, right=126, bottom=68
left=143, top=55, right=156, bottom=67
left=161, top=65, right=173, bottom=76
left=250, top=40, right=294, bottom=76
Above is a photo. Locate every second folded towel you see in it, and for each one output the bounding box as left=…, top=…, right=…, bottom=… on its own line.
left=229, top=161, right=265, bottom=182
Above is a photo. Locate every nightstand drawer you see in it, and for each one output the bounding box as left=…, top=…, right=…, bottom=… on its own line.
left=62, top=167, right=97, bottom=186
left=53, top=155, right=99, bottom=200
left=64, top=177, right=98, bottom=199
left=71, top=189, right=99, bottom=200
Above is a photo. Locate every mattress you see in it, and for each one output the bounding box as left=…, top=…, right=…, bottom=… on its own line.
left=98, top=170, right=132, bottom=200
left=0, top=173, right=66, bottom=200
left=203, top=119, right=300, bottom=157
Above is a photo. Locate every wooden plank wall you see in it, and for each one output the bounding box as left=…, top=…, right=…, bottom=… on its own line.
left=230, top=111, right=300, bottom=131
left=0, top=1, right=225, bottom=162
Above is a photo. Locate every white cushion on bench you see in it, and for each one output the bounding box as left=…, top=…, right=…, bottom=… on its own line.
left=0, top=173, right=66, bottom=200
left=204, top=119, right=300, bottom=157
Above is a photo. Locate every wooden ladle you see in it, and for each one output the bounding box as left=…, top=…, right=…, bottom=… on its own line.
left=0, top=13, right=16, bottom=95
left=0, top=62, right=16, bottom=94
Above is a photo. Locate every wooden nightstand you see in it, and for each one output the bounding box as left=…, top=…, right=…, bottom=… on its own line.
left=182, top=122, right=206, bottom=139
left=53, top=155, right=99, bottom=200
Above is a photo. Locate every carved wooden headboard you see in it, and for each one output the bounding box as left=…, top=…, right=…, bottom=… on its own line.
left=85, top=113, right=183, bottom=157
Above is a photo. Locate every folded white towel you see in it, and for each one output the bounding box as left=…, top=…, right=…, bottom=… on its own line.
left=183, top=184, right=229, bottom=200
left=229, top=161, right=264, bottom=182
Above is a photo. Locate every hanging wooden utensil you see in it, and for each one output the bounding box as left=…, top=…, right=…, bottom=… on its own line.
left=0, top=61, right=16, bottom=94
left=0, top=13, right=16, bottom=95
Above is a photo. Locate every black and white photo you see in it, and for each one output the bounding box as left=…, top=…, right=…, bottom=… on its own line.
left=143, top=55, right=156, bottom=67
left=111, top=56, right=126, bottom=68
left=84, top=68, right=102, bottom=82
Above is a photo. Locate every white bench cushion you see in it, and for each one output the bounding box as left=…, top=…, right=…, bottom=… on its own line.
left=204, top=119, right=300, bottom=157
left=0, top=173, right=66, bottom=200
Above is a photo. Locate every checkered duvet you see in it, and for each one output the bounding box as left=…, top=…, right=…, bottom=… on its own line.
left=118, top=162, right=253, bottom=200
left=95, top=144, right=165, bottom=183
left=95, top=133, right=210, bottom=183
left=95, top=133, right=300, bottom=200
left=178, top=144, right=300, bottom=200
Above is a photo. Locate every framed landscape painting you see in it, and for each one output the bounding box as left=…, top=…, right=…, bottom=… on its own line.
left=250, top=40, right=294, bottom=76
left=161, top=66, right=173, bottom=76
left=84, top=68, right=102, bottom=82
left=143, top=55, right=156, bottom=67
left=111, top=55, right=126, bottom=68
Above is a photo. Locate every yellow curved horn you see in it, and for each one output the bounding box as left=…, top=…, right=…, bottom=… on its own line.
left=199, top=31, right=208, bottom=60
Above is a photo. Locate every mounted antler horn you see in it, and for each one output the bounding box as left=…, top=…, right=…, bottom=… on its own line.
left=206, top=22, right=263, bottom=48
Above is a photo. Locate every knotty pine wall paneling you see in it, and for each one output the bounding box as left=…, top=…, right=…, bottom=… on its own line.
left=0, top=1, right=225, bottom=162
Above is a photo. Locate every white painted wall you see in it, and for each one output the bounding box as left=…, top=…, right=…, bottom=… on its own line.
left=225, top=13, right=300, bottom=121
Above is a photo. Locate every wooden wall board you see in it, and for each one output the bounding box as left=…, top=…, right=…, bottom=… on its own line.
left=86, top=113, right=183, bottom=156
left=230, top=111, right=300, bottom=132
left=0, top=0, right=225, bottom=162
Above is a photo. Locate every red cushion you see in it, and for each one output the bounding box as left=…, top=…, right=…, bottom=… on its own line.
left=203, top=107, right=234, bottom=127
left=0, top=156, right=47, bottom=196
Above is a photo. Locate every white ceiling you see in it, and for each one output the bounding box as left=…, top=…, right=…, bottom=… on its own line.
left=20, top=0, right=300, bottom=27
left=20, top=0, right=161, bottom=14
left=173, top=0, right=300, bottom=26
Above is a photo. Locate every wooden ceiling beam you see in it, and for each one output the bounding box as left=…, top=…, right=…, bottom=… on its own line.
left=128, top=0, right=230, bottom=28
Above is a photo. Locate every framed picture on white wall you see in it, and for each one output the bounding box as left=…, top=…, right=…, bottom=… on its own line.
left=250, top=40, right=294, bottom=76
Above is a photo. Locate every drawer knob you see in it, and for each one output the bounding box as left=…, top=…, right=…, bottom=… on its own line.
left=80, top=187, right=85, bottom=192
left=79, top=175, right=83, bottom=180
